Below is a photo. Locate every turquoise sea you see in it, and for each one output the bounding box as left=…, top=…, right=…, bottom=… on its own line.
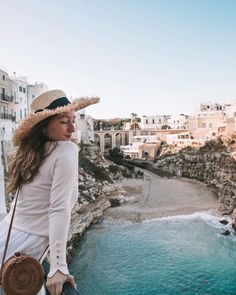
left=70, top=213, right=236, bottom=295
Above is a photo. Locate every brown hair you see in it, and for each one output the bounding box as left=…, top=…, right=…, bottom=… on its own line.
left=7, top=115, right=57, bottom=193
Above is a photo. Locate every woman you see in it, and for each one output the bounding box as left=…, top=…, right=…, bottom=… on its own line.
left=0, top=89, right=99, bottom=295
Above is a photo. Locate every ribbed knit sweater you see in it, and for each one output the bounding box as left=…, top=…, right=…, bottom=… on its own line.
left=5, top=140, right=79, bottom=276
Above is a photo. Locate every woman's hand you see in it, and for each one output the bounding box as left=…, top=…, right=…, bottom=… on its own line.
left=46, top=270, right=76, bottom=295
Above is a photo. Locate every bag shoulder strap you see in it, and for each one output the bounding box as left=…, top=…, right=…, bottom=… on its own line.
left=1, top=188, right=20, bottom=270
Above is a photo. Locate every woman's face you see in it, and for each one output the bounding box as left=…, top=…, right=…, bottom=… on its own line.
left=45, top=112, right=76, bottom=141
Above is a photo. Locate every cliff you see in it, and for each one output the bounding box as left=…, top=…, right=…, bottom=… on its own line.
left=153, top=137, right=236, bottom=216
left=67, top=144, right=141, bottom=260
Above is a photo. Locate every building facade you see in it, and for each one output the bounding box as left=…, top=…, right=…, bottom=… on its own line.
left=141, top=115, right=169, bottom=130
left=0, top=69, right=48, bottom=141
left=0, top=69, right=15, bottom=140
left=188, top=102, right=226, bottom=140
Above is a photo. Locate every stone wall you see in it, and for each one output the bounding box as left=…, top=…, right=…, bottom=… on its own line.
left=154, top=138, right=236, bottom=215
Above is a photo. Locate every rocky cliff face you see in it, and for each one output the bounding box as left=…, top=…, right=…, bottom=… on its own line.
left=154, top=137, right=236, bottom=215
left=67, top=144, right=140, bottom=260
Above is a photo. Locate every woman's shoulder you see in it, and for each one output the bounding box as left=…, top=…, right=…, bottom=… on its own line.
left=51, top=141, right=78, bottom=158
left=57, top=141, right=78, bottom=153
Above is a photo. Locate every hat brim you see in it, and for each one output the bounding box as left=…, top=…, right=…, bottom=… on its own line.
left=13, top=96, right=100, bottom=146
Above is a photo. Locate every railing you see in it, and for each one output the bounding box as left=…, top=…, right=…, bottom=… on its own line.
left=0, top=112, right=15, bottom=121
left=0, top=93, right=14, bottom=103
left=43, top=260, right=82, bottom=295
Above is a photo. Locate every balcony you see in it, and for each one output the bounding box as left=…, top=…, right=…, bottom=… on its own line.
left=0, top=93, right=14, bottom=103
left=0, top=112, right=15, bottom=121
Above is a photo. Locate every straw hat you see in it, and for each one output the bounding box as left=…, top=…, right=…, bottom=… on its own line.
left=13, top=89, right=100, bottom=146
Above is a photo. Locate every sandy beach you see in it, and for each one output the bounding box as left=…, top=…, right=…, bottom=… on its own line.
left=104, top=170, right=220, bottom=222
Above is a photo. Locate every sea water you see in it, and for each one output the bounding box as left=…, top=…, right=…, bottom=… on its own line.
left=70, top=213, right=236, bottom=295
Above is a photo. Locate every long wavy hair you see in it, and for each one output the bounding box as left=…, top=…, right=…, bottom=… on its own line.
left=7, top=115, right=57, bottom=194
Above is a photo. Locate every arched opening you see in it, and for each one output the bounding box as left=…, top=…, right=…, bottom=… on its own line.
left=104, top=133, right=112, bottom=153
left=115, top=133, right=122, bottom=148
left=125, top=133, right=129, bottom=145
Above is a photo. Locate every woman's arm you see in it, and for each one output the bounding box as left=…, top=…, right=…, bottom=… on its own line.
left=47, top=142, right=78, bottom=293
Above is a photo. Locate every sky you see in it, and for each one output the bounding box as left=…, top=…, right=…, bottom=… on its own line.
left=0, top=0, right=236, bottom=119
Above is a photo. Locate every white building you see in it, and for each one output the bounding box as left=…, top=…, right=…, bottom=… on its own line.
left=0, top=69, right=16, bottom=141
left=27, top=82, right=48, bottom=111
left=166, top=132, right=204, bottom=147
left=75, top=110, right=95, bottom=144
left=141, top=115, right=169, bottom=130
left=141, top=114, right=188, bottom=130
left=167, top=114, right=188, bottom=130
left=199, top=102, right=225, bottom=112
left=10, top=76, right=28, bottom=125
left=188, top=102, right=226, bottom=140
left=120, top=135, right=161, bottom=159
left=0, top=69, right=13, bottom=214
left=0, top=69, right=48, bottom=141
left=222, top=103, right=236, bottom=137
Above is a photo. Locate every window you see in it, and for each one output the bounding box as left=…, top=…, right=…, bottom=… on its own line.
left=20, top=110, right=22, bottom=119
left=19, top=86, right=22, bottom=92
left=146, top=119, right=148, bottom=124
left=2, top=75, right=5, bottom=81
left=2, top=87, right=5, bottom=99
left=202, top=123, right=206, bottom=128
left=152, top=119, right=155, bottom=124
left=24, top=108, right=27, bottom=118
left=23, top=88, right=26, bottom=93
left=209, top=123, right=212, bottom=128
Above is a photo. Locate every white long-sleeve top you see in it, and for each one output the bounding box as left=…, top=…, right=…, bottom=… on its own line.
left=5, top=140, right=79, bottom=277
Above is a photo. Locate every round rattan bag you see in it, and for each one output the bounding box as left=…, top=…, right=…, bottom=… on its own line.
left=1, top=252, right=45, bottom=295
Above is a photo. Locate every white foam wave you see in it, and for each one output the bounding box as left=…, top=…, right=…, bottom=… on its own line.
left=143, top=211, right=232, bottom=230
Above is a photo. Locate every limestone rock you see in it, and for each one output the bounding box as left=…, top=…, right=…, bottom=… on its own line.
left=219, top=219, right=229, bottom=225
left=153, top=137, right=236, bottom=216
left=222, top=230, right=231, bottom=236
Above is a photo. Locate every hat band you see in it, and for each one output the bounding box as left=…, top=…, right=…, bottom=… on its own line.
left=35, top=97, right=71, bottom=113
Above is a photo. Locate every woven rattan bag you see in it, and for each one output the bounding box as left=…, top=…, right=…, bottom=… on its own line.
left=0, top=188, right=46, bottom=295
left=0, top=252, right=45, bottom=295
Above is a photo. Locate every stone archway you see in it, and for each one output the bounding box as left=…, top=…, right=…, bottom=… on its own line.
left=94, top=130, right=130, bottom=153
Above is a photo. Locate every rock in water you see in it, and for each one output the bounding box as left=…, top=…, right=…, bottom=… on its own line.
left=219, top=219, right=229, bottom=225
left=222, top=230, right=231, bottom=236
